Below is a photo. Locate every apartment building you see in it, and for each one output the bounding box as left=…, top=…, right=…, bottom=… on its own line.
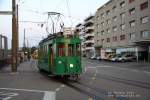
left=75, top=15, right=95, bottom=58
left=83, top=16, right=95, bottom=58
left=94, top=0, right=150, bottom=61
left=74, top=23, right=86, bottom=56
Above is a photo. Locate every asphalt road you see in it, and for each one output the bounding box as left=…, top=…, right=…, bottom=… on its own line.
left=0, top=58, right=150, bottom=100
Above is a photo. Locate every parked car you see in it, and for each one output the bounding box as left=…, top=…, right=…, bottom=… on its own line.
left=90, top=55, right=96, bottom=60
left=118, top=54, right=136, bottom=62
left=111, top=54, right=121, bottom=62
left=96, top=56, right=101, bottom=60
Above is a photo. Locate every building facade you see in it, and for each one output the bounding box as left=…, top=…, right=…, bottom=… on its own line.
left=94, top=0, right=150, bottom=61
left=75, top=15, right=95, bottom=58
left=83, top=16, right=95, bottom=58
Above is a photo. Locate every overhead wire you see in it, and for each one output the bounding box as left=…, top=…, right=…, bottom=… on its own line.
left=66, top=0, right=73, bottom=27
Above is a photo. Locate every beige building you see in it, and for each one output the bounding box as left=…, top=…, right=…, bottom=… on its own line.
left=94, top=0, right=150, bottom=61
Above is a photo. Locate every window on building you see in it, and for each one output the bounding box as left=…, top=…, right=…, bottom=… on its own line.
left=140, top=1, right=148, bottom=10
left=129, top=8, right=135, bottom=15
left=113, top=26, right=117, bottom=31
left=101, top=30, right=105, bottom=35
left=101, top=22, right=105, bottom=26
left=101, top=13, right=104, bottom=19
left=141, top=30, right=150, bottom=38
left=120, top=12, right=125, bottom=19
left=129, top=20, right=135, bottom=27
left=106, top=19, right=111, bottom=24
left=120, top=35, right=126, bottom=40
left=106, top=10, right=110, bottom=15
left=101, top=39, right=104, bottom=44
left=120, top=1, right=125, bottom=8
left=113, top=36, right=117, bottom=41
left=129, top=0, right=134, bottom=3
left=113, top=16, right=117, bottom=21
left=112, top=6, right=117, bottom=12
left=141, top=16, right=149, bottom=24
left=106, top=28, right=110, bottom=34
left=107, top=38, right=110, bottom=43
left=121, top=24, right=125, bottom=30
left=130, top=33, right=135, bottom=39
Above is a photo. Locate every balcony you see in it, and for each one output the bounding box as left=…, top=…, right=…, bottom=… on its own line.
left=85, top=40, right=94, bottom=44
left=85, top=46, right=94, bottom=50
left=84, top=33, right=94, bottom=38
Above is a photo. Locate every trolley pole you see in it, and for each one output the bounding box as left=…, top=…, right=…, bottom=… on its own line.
left=12, top=0, right=18, bottom=72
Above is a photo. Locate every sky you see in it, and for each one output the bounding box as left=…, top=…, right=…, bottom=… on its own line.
left=0, top=0, right=109, bottom=48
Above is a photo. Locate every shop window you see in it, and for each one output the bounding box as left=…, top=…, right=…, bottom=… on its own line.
left=140, top=1, right=148, bottom=10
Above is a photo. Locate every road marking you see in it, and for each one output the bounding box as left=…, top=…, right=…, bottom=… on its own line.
left=143, top=71, right=150, bottom=74
left=60, top=84, right=65, bottom=88
left=43, top=91, right=55, bottom=100
left=96, top=65, right=112, bottom=68
left=0, top=92, right=18, bottom=100
left=0, top=88, right=56, bottom=100
left=92, top=77, right=96, bottom=80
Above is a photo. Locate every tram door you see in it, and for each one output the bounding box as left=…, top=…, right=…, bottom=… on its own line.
left=49, top=44, right=54, bottom=69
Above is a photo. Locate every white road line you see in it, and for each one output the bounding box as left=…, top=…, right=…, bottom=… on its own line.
left=0, top=88, right=56, bottom=100
left=43, top=91, right=55, bottom=100
left=0, top=88, right=46, bottom=93
left=96, top=65, right=112, bottom=68
left=143, top=71, right=150, bottom=74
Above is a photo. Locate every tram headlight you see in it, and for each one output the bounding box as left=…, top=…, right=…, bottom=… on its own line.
left=70, top=64, right=73, bottom=68
left=58, top=61, right=62, bottom=64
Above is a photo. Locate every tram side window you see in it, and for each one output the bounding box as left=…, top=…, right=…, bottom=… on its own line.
left=57, top=44, right=65, bottom=57
left=76, top=43, right=81, bottom=56
left=68, top=44, right=74, bottom=56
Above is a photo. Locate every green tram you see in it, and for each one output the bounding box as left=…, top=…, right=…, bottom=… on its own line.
left=38, top=33, right=82, bottom=79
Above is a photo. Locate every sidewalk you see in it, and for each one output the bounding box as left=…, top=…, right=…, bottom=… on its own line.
left=0, top=60, right=59, bottom=100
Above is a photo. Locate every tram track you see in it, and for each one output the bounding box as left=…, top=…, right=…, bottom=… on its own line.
left=84, top=73, right=150, bottom=90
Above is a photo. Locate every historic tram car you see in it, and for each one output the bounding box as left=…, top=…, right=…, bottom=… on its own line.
left=0, top=34, right=8, bottom=67
left=38, top=33, right=82, bottom=79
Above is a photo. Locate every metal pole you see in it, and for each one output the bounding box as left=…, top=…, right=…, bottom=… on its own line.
left=12, top=0, right=18, bottom=72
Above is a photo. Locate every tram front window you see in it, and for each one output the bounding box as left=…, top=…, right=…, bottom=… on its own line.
left=57, top=44, right=65, bottom=57
left=76, top=43, right=81, bottom=56
left=68, top=44, right=74, bottom=56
